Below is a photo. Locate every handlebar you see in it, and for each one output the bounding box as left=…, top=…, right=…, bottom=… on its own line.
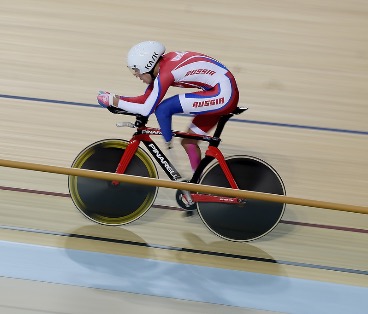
left=107, top=106, right=148, bottom=128
left=116, top=122, right=136, bottom=128
left=107, top=106, right=135, bottom=116
left=108, top=105, right=248, bottom=130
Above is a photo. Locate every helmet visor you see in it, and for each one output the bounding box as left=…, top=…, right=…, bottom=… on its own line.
left=127, top=66, right=141, bottom=76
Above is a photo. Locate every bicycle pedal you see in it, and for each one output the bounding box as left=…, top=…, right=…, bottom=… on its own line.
left=184, top=208, right=195, bottom=217
left=176, top=188, right=196, bottom=211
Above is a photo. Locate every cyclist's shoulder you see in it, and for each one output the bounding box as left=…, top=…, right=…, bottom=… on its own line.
left=161, top=51, right=228, bottom=72
left=161, top=51, right=206, bottom=67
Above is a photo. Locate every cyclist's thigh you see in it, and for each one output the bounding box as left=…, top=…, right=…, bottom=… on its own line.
left=179, top=80, right=238, bottom=115
left=155, top=95, right=183, bottom=142
left=179, top=79, right=239, bottom=134
left=190, top=115, right=221, bottom=134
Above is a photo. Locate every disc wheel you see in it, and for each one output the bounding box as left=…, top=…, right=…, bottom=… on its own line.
left=68, top=139, right=158, bottom=225
left=197, top=156, right=286, bottom=241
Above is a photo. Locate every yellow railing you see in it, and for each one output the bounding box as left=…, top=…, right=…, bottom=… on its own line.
left=0, top=158, right=367, bottom=214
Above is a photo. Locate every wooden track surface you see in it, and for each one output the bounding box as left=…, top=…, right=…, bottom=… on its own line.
left=1, top=0, right=367, bottom=313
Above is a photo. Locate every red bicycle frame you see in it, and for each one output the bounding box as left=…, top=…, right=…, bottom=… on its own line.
left=112, top=126, right=242, bottom=204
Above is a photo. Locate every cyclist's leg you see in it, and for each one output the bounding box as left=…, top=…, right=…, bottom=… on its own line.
left=155, top=95, right=183, bottom=143
left=156, top=79, right=238, bottom=171
left=155, top=95, right=202, bottom=172
left=179, top=81, right=239, bottom=171
left=182, top=117, right=219, bottom=172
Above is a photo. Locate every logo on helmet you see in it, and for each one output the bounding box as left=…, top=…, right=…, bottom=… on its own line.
left=144, top=52, right=159, bottom=71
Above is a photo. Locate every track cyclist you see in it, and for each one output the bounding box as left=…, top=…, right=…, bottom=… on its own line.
left=97, top=41, right=240, bottom=172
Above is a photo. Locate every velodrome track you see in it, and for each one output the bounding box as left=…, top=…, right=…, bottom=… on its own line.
left=1, top=1, right=367, bottom=313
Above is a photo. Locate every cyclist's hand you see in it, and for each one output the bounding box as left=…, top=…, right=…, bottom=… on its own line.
left=97, top=91, right=119, bottom=108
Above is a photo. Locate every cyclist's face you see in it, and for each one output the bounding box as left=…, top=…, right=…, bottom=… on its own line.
left=128, top=67, right=154, bottom=84
left=136, top=72, right=152, bottom=84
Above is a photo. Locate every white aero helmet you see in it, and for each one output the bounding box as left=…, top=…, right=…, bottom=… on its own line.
left=127, top=41, right=166, bottom=74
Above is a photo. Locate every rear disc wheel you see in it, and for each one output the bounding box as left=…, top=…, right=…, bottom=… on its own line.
left=197, top=156, right=286, bottom=241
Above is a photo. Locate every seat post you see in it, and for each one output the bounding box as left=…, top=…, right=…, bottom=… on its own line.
left=213, top=113, right=234, bottom=138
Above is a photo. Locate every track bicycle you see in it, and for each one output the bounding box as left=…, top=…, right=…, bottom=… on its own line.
left=68, top=107, right=286, bottom=241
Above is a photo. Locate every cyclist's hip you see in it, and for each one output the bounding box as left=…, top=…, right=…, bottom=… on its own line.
left=179, top=80, right=239, bottom=115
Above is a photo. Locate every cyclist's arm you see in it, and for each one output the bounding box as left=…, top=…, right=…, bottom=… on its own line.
left=118, top=84, right=153, bottom=104
left=117, top=73, right=172, bottom=116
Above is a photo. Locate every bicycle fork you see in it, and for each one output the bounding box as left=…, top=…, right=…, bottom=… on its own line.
left=112, top=139, right=141, bottom=185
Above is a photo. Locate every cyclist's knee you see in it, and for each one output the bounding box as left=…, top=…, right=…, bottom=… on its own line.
left=181, top=137, right=188, bottom=148
left=181, top=137, right=198, bottom=148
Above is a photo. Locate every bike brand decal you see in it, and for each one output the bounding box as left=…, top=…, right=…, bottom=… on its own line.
left=147, top=143, right=180, bottom=180
left=144, top=52, right=159, bottom=70
left=142, top=129, right=162, bottom=135
left=184, top=69, right=216, bottom=76
left=193, top=97, right=224, bottom=108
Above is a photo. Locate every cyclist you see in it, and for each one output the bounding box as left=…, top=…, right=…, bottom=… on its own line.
left=97, top=41, right=239, bottom=172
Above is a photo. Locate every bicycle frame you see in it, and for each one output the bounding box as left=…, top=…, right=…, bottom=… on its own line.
left=112, top=126, right=242, bottom=205
left=68, top=107, right=286, bottom=240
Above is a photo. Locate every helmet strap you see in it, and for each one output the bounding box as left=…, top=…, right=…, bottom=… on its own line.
left=148, top=57, right=162, bottom=80
left=148, top=68, right=155, bottom=80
